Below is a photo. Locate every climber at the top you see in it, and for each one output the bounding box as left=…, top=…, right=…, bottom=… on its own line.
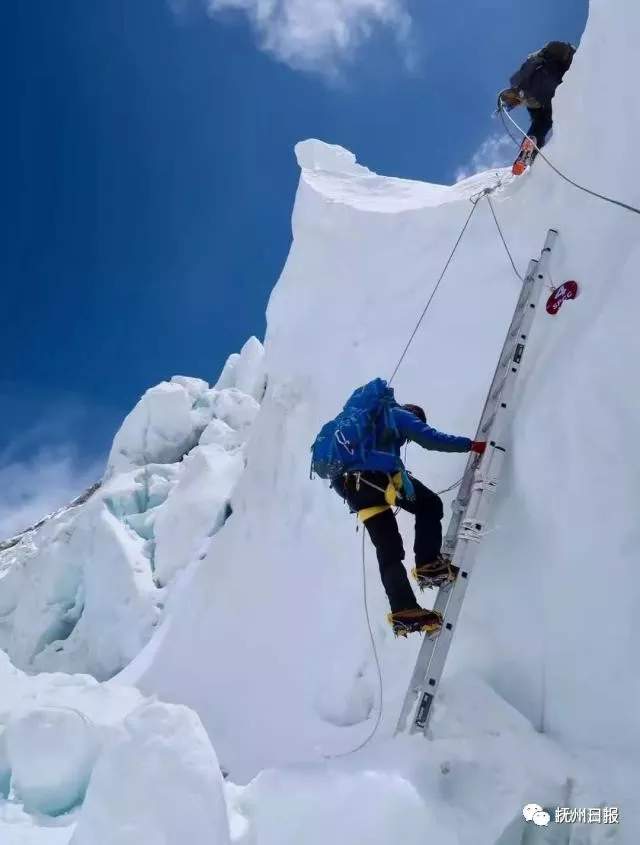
left=499, top=41, right=576, bottom=174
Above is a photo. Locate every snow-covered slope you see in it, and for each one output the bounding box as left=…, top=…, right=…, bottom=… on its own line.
left=3, top=0, right=640, bottom=842
left=129, top=0, right=640, bottom=831
left=0, top=338, right=265, bottom=680
left=4, top=651, right=588, bottom=845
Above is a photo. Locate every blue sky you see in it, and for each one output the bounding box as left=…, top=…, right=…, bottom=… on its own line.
left=1, top=0, right=587, bottom=534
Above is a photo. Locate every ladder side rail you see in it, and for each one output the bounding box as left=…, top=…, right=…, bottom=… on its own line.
left=406, top=229, right=557, bottom=735
left=395, top=231, right=557, bottom=736
left=397, top=443, right=507, bottom=735
left=407, top=445, right=507, bottom=733
left=395, top=257, right=539, bottom=734
left=442, top=259, right=538, bottom=548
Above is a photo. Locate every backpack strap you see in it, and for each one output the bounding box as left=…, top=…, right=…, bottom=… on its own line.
left=400, top=470, right=416, bottom=501
left=383, top=401, right=399, bottom=436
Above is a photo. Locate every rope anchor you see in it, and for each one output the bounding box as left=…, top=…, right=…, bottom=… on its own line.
left=470, top=183, right=501, bottom=204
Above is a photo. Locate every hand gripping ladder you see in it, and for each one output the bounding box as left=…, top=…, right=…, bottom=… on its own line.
left=395, top=228, right=558, bottom=737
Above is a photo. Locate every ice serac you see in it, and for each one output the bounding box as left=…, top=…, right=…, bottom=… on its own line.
left=138, top=0, right=640, bottom=831
left=214, top=336, right=267, bottom=403
left=0, top=341, right=264, bottom=679
left=104, top=376, right=212, bottom=479
left=69, top=701, right=230, bottom=845
left=6, top=707, right=98, bottom=816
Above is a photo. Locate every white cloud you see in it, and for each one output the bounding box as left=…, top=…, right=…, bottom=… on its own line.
left=201, top=0, right=412, bottom=72
left=455, top=133, right=515, bottom=183
left=0, top=446, right=103, bottom=540
left=0, top=392, right=110, bottom=541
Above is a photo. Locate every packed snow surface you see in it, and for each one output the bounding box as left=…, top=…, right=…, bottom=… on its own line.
left=1, top=667, right=610, bottom=845
left=3, top=0, right=640, bottom=842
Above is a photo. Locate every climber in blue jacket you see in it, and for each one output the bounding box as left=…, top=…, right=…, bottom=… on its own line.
left=330, top=402, right=486, bottom=635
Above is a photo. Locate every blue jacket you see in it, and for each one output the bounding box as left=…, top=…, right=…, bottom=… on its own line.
left=354, top=405, right=472, bottom=475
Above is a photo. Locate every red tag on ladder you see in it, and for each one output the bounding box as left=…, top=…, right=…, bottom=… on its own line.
left=546, top=280, right=579, bottom=316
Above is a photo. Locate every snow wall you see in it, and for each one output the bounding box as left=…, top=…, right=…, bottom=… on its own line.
left=131, top=0, right=640, bottom=825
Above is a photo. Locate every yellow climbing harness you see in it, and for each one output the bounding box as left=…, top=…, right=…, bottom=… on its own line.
left=358, top=504, right=390, bottom=522
left=356, top=472, right=404, bottom=522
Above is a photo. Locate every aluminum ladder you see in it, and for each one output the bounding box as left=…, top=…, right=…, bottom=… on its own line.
left=395, top=228, right=558, bottom=737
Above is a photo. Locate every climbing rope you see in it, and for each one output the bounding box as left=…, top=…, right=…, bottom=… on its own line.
left=321, top=529, right=384, bottom=760
left=436, top=475, right=464, bottom=496
left=339, top=448, right=467, bottom=760
left=336, top=466, right=464, bottom=759
left=499, top=103, right=640, bottom=217
left=485, top=194, right=523, bottom=281
left=545, top=270, right=557, bottom=294
left=388, top=200, right=481, bottom=385
left=498, top=105, right=524, bottom=149
left=352, top=529, right=384, bottom=753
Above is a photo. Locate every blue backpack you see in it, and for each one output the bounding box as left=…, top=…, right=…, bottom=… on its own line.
left=310, top=378, right=397, bottom=481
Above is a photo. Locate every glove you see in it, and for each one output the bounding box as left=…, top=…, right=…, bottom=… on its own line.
left=470, top=441, right=487, bottom=455
left=498, top=88, right=522, bottom=111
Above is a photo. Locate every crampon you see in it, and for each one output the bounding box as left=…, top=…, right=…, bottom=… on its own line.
left=387, top=608, right=443, bottom=638
left=411, top=556, right=458, bottom=591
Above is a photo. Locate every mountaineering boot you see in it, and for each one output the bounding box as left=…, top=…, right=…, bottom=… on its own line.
left=411, top=554, right=458, bottom=591
left=512, top=136, right=537, bottom=176
left=387, top=607, right=443, bottom=638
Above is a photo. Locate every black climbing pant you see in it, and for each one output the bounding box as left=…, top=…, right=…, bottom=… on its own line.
left=331, top=471, right=444, bottom=614
left=527, top=105, right=553, bottom=150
